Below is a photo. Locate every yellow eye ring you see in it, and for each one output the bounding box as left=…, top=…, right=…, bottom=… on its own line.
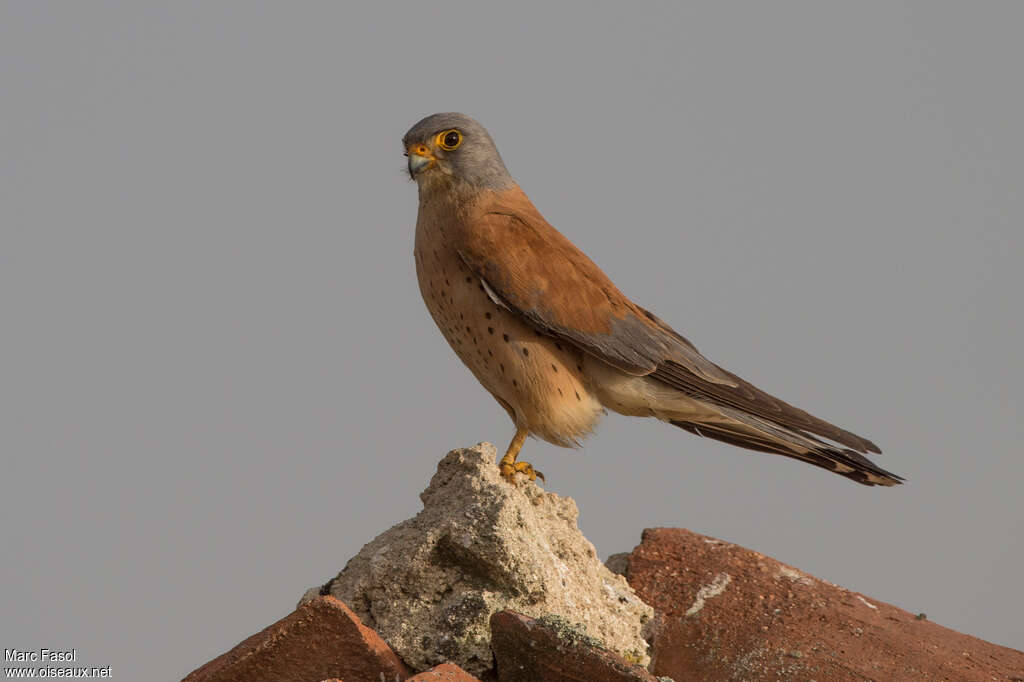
left=436, top=129, right=462, bottom=151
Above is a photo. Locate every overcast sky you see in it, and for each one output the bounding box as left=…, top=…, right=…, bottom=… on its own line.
left=2, top=3, right=1022, bottom=679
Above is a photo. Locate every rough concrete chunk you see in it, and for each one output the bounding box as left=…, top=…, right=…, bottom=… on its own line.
left=490, top=611, right=662, bottom=682
left=304, top=443, right=653, bottom=677
left=628, top=528, right=1024, bottom=682
left=183, top=595, right=410, bottom=682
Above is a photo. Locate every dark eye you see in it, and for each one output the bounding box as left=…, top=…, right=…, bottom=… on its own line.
left=437, top=129, right=462, bottom=151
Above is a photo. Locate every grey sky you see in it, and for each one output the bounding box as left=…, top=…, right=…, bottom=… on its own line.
left=2, top=3, right=1021, bottom=679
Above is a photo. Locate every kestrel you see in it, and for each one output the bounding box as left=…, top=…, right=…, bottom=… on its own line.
left=404, top=112, right=902, bottom=487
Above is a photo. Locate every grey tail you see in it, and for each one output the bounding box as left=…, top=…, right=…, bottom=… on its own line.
left=670, top=419, right=904, bottom=487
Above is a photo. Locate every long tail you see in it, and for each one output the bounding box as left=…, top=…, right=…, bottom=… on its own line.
left=670, top=406, right=903, bottom=486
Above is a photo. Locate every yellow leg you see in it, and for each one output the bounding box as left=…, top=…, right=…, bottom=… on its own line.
left=498, top=428, right=544, bottom=482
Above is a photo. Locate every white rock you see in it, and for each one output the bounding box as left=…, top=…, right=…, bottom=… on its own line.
left=301, top=443, right=653, bottom=677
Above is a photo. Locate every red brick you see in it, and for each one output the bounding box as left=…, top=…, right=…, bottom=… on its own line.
left=490, top=611, right=658, bottom=682
left=628, top=527, right=1024, bottom=682
left=406, top=662, right=481, bottom=681
left=183, top=596, right=411, bottom=682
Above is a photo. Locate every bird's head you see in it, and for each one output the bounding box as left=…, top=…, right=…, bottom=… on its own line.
left=403, top=112, right=513, bottom=193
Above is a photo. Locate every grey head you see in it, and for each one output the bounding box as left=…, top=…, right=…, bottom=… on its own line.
left=403, top=112, right=513, bottom=191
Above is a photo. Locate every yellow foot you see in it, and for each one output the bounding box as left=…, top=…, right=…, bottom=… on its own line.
left=499, top=460, right=545, bottom=483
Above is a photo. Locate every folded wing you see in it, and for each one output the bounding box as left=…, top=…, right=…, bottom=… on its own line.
left=454, top=188, right=897, bottom=483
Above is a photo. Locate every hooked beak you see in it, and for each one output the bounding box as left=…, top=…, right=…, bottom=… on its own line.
left=406, top=143, right=435, bottom=176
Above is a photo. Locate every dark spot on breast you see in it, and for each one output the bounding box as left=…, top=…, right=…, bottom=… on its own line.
left=551, top=364, right=558, bottom=372
left=487, top=327, right=494, bottom=334
left=445, top=279, right=450, bottom=286
left=577, top=365, right=583, bottom=372
left=534, top=330, right=541, bottom=337
left=487, top=349, right=493, bottom=357
left=449, top=298, right=453, bottom=304
left=465, top=276, right=471, bottom=283
left=503, top=334, right=509, bottom=342
left=575, top=390, right=581, bottom=401
left=557, top=387, right=563, bottom=396
left=512, top=379, right=518, bottom=387
left=555, top=342, right=563, bottom=351
left=440, top=290, right=445, bottom=298
left=522, top=348, right=529, bottom=357
left=500, top=363, right=505, bottom=372
left=485, top=312, right=492, bottom=320
left=466, top=326, right=471, bottom=334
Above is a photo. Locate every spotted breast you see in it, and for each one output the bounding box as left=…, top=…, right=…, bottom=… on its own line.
left=413, top=192, right=604, bottom=448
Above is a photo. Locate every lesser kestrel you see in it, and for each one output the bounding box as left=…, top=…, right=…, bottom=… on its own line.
left=404, top=112, right=901, bottom=487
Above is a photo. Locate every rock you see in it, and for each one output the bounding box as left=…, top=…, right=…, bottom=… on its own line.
left=407, top=662, right=482, bottom=680
left=604, top=552, right=631, bottom=577
left=324, top=662, right=482, bottom=681
left=490, top=611, right=663, bottom=682
left=305, top=443, right=653, bottom=677
left=627, top=528, right=1024, bottom=682
left=182, top=596, right=410, bottom=682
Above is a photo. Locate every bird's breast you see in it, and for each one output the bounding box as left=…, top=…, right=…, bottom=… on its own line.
left=413, top=210, right=603, bottom=447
